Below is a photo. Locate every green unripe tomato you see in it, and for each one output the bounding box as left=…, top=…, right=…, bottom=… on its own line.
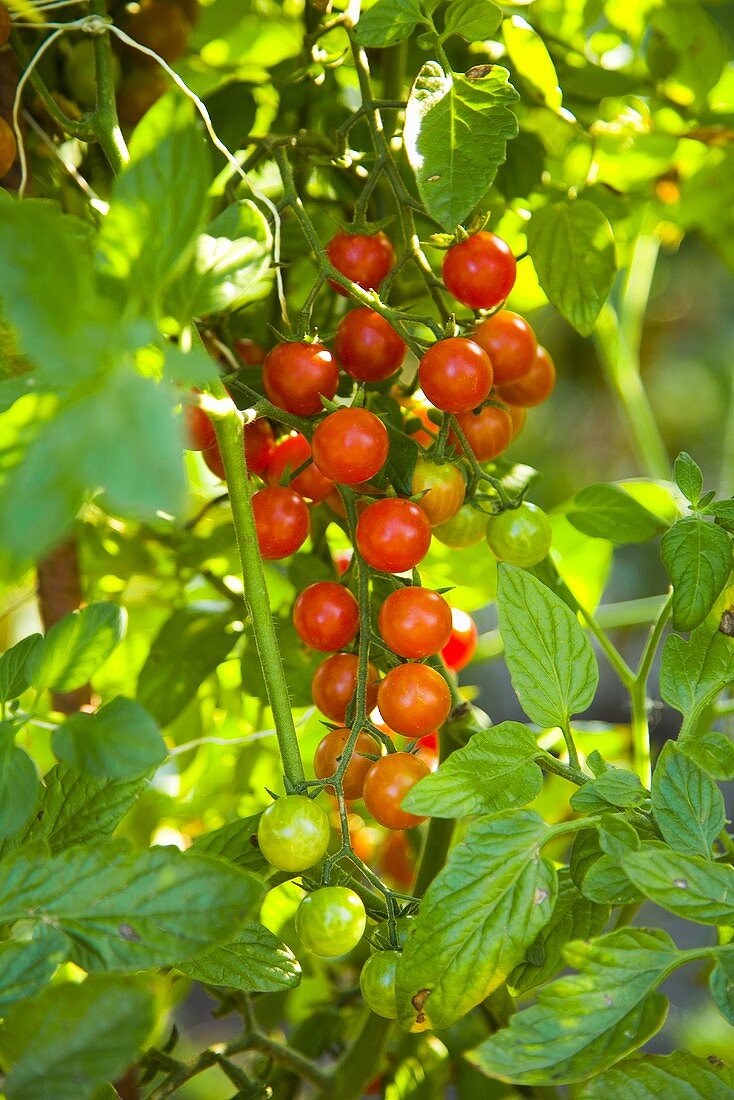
left=257, top=794, right=330, bottom=872
left=64, top=39, right=121, bottom=110
left=486, top=501, right=552, bottom=567
left=433, top=503, right=488, bottom=548
left=296, top=886, right=366, bottom=957
left=360, top=950, right=400, bottom=1018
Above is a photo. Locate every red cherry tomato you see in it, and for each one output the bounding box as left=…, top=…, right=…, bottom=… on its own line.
left=233, top=338, right=265, bottom=366
left=314, top=727, right=381, bottom=799
left=326, top=230, right=395, bottom=295
left=441, top=607, right=478, bottom=672
left=378, top=587, right=453, bottom=660
left=263, top=341, right=339, bottom=417
left=376, top=663, right=451, bottom=739
left=496, top=344, right=556, bottom=407
left=202, top=419, right=274, bottom=480
left=251, top=486, right=309, bottom=559
left=418, top=337, right=493, bottom=414
left=451, top=404, right=513, bottom=462
left=184, top=403, right=217, bottom=451
left=267, top=432, right=333, bottom=503
left=311, top=653, right=380, bottom=723
left=442, top=231, right=517, bottom=311
left=363, top=752, right=430, bottom=830
left=335, top=308, right=406, bottom=382
left=293, top=581, right=359, bottom=652
left=416, top=733, right=439, bottom=772
left=411, top=457, right=465, bottom=527
left=473, top=311, right=537, bottom=385
left=376, top=830, right=415, bottom=888
left=356, top=499, right=432, bottom=574
left=334, top=548, right=353, bottom=576
left=312, top=408, right=389, bottom=485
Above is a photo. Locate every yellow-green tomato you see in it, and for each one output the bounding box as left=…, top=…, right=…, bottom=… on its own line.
left=433, top=502, right=488, bottom=548
left=486, top=501, right=552, bottom=567
left=360, top=950, right=400, bottom=1018
left=257, top=794, right=330, bottom=872
left=295, top=886, right=366, bottom=957
left=411, top=457, right=465, bottom=527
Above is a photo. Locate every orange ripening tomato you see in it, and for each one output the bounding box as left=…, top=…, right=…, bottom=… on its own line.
left=418, top=337, right=493, bottom=414
left=450, top=405, right=513, bottom=462
left=441, top=607, right=478, bottom=672
left=311, top=653, right=380, bottom=723
left=411, top=457, right=465, bottom=527
left=496, top=344, right=556, bottom=407
left=376, top=663, right=451, bottom=739
left=363, top=753, right=430, bottom=830
left=314, top=727, right=381, bottom=799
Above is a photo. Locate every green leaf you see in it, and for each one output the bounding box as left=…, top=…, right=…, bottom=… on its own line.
left=137, top=609, right=238, bottom=726
left=679, top=731, right=734, bottom=781
left=567, top=484, right=667, bottom=544
left=396, top=810, right=557, bottom=1031
left=710, top=950, right=734, bottom=1027
left=570, top=768, right=648, bottom=813
left=596, top=814, right=641, bottom=860
left=622, top=846, right=734, bottom=925
left=203, top=80, right=256, bottom=174
left=660, top=625, right=734, bottom=730
left=509, top=870, right=610, bottom=995
left=674, top=452, right=703, bottom=507
left=580, top=1051, right=734, bottom=1099
left=384, top=421, right=420, bottom=499
left=503, top=15, right=561, bottom=111
left=442, top=0, right=502, bottom=44
left=661, top=517, right=732, bottom=632
left=0, top=974, right=155, bottom=1100
left=0, top=635, right=42, bottom=704
left=190, top=812, right=268, bottom=873
left=402, top=721, right=543, bottom=817
left=26, top=602, right=125, bottom=695
left=52, top=696, right=166, bottom=780
left=580, top=855, right=641, bottom=906
left=649, top=5, right=727, bottom=108
left=497, top=564, right=599, bottom=728
left=355, top=0, right=425, bottom=47
left=651, top=742, right=725, bottom=858
left=526, top=200, right=616, bottom=336
left=404, top=61, right=519, bottom=231
left=0, top=725, right=38, bottom=839
left=0, top=844, right=263, bottom=971
left=179, top=923, right=301, bottom=992
left=0, top=931, right=68, bottom=1012
left=467, top=928, right=674, bottom=1085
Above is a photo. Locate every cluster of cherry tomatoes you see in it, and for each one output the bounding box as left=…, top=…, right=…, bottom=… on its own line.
left=186, top=227, right=556, bottom=1009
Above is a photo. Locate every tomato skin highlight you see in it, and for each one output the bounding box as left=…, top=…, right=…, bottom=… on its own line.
left=267, top=432, right=333, bottom=503
left=442, top=231, right=516, bottom=311
left=441, top=607, right=478, bottom=672
left=418, top=337, right=493, bottom=414
left=378, top=587, right=453, bottom=660
left=257, top=794, right=330, bottom=872
left=377, top=663, right=451, bottom=739
left=326, top=230, right=395, bottom=295
left=356, top=499, right=432, bottom=574
left=433, top=503, right=489, bottom=548
left=411, top=458, right=465, bottom=527
left=496, top=344, right=556, bottom=407
left=293, top=581, right=359, bottom=652
left=313, top=727, right=381, bottom=799
left=363, top=751, right=431, bottom=829
left=296, top=886, right=367, bottom=956
left=335, top=308, right=406, bottom=382
left=486, top=501, right=552, bottom=567
left=312, top=408, right=390, bottom=485
left=451, top=404, right=513, bottom=462
left=360, top=950, right=400, bottom=1018
left=263, top=341, right=339, bottom=417
left=473, top=311, right=537, bottom=385
left=251, top=486, right=310, bottom=560
left=311, top=652, right=380, bottom=723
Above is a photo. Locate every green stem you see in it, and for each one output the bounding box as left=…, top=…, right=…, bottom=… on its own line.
left=10, top=31, right=92, bottom=140
left=413, top=719, right=456, bottom=898
left=210, top=401, right=305, bottom=786
left=576, top=602, right=635, bottom=688
left=537, top=752, right=589, bottom=786
left=629, top=591, right=671, bottom=786
left=560, top=718, right=580, bottom=771
left=89, top=1, right=129, bottom=172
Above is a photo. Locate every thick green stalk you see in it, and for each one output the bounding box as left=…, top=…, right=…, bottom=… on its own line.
left=89, top=0, right=129, bottom=172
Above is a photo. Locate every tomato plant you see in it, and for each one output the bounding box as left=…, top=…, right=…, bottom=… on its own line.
left=0, top=0, right=733, bottom=1097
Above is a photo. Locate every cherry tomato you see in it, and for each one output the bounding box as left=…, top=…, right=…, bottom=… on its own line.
left=377, top=830, right=415, bottom=888
left=441, top=607, right=478, bottom=672
left=473, top=311, right=537, bottom=385
left=335, top=308, right=406, bottom=382
left=334, top=548, right=353, bottom=576
left=363, top=751, right=430, bottom=829
left=411, top=457, right=465, bottom=527
left=451, top=404, right=513, bottom=462
left=0, top=5, right=10, bottom=48
left=233, top=338, right=265, bottom=366
left=432, top=503, right=488, bottom=548
left=263, top=341, right=339, bottom=417
left=0, top=116, right=17, bottom=181
left=267, top=432, right=333, bottom=503
left=65, top=38, right=122, bottom=109
left=360, top=951, right=400, bottom=1018
left=377, top=664, right=451, bottom=740
left=416, top=733, right=439, bottom=772
left=122, top=0, right=192, bottom=65
left=312, top=408, right=389, bottom=485
left=418, top=337, right=492, bottom=414
left=184, top=402, right=216, bottom=451
left=296, top=886, right=367, bottom=956
left=257, top=794, right=330, bottom=872
left=314, top=727, right=381, bottom=799
left=293, top=581, right=359, bottom=652
left=311, top=653, right=380, bottom=723
left=356, top=499, right=432, bottom=574
left=116, top=67, right=170, bottom=126
left=252, top=486, right=309, bottom=560
left=486, top=501, right=552, bottom=567
left=378, top=587, right=452, bottom=660
left=326, top=230, right=395, bottom=295
left=496, top=344, right=556, bottom=407
left=507, top=403, right=526, bottom=440
left=201, top=420, right=274, bottom=479
left=442, top=231, right=516, bottom=311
